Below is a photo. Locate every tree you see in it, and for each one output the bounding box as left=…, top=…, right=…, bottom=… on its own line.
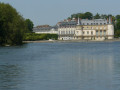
left=115, top=30, right=120, bottom=38
left=116, top=19, right=120, bottom=30
left=70, top=12, right=93, bottom=19
left=116, top=15, right=120, bottom=20
left=0, top=3, right=27, bottom=45
left=78, top=13, right=85, bottom=19
left=25, top=19, right=34, bottom=32
left=94, top=13, right=100, bottom=19
left=84, top=12, right=93, bottom=19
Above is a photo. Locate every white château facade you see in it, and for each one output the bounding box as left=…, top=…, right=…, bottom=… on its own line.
left=58, top=17, right=114, bottom=40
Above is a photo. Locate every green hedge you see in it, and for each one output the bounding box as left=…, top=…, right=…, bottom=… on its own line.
left=24, top=33, right=58, bottom=41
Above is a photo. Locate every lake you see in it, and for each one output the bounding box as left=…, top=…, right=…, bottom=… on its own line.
left=0, top=41, right=120, bottom=90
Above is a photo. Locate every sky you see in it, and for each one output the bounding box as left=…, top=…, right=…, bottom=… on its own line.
left=0, top=0, right=120, bottom=26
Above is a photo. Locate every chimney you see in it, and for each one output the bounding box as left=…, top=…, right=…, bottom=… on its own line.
left=107, top=18, right=109, bottom=23
left=64, top=19, right=66, bottom=22
left=111, top=17, right=112, bottom=23
left=68, top=19, right=71, bottom=22
left=109, top=16, right=111, bottom=24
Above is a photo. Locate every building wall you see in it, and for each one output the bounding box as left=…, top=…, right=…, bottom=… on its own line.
left=58, top=27, right=76, bottom=40
left=35, top=30, right=58, bottom=34
left=107, top=25, right=114, bottom=39
left=33, top=27, right=58, bottom=34
left=58, top=24, right=114, bottom=40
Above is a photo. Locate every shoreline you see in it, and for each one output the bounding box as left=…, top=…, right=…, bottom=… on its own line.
left=23, top=39, right=120, bottom=43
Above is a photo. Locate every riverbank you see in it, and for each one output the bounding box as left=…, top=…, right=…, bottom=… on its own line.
left=23, top=39, right=120, bottom=43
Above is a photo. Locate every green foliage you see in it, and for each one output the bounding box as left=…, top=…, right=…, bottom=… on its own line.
left=116, top=19, right=120, bottom=29
left=25, top=19, right=34, bottom=32
left=84, top=12, right=93, bottom=19
left=0, top=2, right=27, bottom=45
left=115, top=30, right=120, bottom=38
left=71, top=12, right=93, bottom=19
left=24, top=33, right=58, bottom=41
left=94, top=13, right=100, bottom=19
left=116, top=15, right=120, bottom=20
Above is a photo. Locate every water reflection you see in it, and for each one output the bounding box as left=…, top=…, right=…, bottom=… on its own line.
left=0, top=64, right=23, bottom=90
left=51, top=51, right=114, bottom=90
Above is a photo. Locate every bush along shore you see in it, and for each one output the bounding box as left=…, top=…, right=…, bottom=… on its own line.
left=24, top=33, right=58, bottom=41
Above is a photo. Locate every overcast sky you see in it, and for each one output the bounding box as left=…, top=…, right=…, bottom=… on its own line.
left=1, top=0, right=120, bottom=26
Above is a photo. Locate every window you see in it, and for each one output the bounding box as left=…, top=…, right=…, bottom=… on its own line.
left=100, top=30, right=102, bottom=36
left=91, top=31, right=93, bottom=35
left=83, top=31, right=84, bottom=34
left=87, top=31, right=89, bottom=34
left=87, top=23, right=89, bottom=25
left=66, top=31, right=68, bottom=34
left=104, top=30, right=106, bottom=35
left=96, top=30, right=98, bottom=36
left=71, top=31, right=73, bottom=34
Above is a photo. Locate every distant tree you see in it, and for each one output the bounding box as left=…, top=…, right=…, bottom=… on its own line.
left=71, top=12, right=93, bottom=19
left=116, top=19, right=120, bottom=30
left=78, top=13, right=85, bottom=19
left=71, top=14, right=78, bottom=19
left=25, top=19, right=34, bottom=32
left=84, top=12, right=93, bottom=19
left=115, top=30, right=120, bottom=38
left=0, top=2, right=27, bottom=45
left=116, top=15, right=120, bottom=20
left=94, top=13, right=100, bottom=19
left=67, top=17, right=71, bottom=19
left=100, top=14, right=107, bottom=19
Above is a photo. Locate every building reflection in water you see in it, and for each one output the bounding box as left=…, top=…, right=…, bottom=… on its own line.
left=54, top=51, right=114, bottom=90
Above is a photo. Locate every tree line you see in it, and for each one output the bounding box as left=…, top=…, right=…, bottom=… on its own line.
left=68, top=12, right=120, bottom=38
left=24, top=33, right=58, bottom=41
left=0, top=2, right=34, bottom=46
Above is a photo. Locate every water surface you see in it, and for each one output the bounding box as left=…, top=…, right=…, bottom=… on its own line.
left=0, top=42, right=120, bottom=90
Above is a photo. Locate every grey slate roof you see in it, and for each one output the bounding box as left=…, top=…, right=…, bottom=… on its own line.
left=58, top=20, right=77, bottom=27
left=80, top=19, right=108, bottom=25
left=33, top=25, right=58, bottom=32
